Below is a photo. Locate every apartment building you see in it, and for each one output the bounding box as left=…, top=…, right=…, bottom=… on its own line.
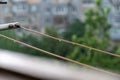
left=0, top=0, right=13, bottom=23
left=27, top=0, right=41, bottom=30
left=39, top=0, right=81, bottom=31
left=0, top=5, right=3, bottom=23
left=0, top=0, right=81, bottom=32
left=79, top=0, right=95, bottom=21
left=79, top=0, right=120, bottom=41
left=109, top=1, right=120, bottom=41
left=11, top=0, right=29, bottom=26
left=79, top=0, right=112, bottom=21
left=1, top=0, right=120, bottom=41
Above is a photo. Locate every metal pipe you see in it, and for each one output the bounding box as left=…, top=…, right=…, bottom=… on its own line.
left=0, top=1, right=7, bottom=4
left=0, top=22, right=20, bottom=31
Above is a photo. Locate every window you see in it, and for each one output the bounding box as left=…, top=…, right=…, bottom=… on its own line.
left=58, top=0, right=69, bottom=3
left=28, top=0, right=42, bottom=3
left=43, top=0, right=50, bottom=3
left=46, top=7, right=51, bottom=12
left=45, top=17, right=51, bottom=23
left=82, top=0, right=94, bottom=4
left=113, top=15, right=120, bottom=23
left=13, top=4, right=28, bottom=13
left=56, top=6, right=66, bottom=12
left=13, top=5, right=24, bottom=12
left=54, top=16, right=66, bottom=24
left=31, top=5, right=37, bottom=12
left=71, top=6, right=76, bottom=12
left=52, top=6, right=68, bottom=15
left=4, top=6, right=10, bottom=13
left=52, top=0, right=69, bottom=3
left=52, top=0, right=57, bottom=3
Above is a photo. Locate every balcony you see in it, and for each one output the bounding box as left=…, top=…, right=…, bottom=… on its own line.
left=82, top=0, right=95, bottom=7
left=52, top=5, right=68, bottom=16
left=12, top=5, right=28, bottom=16
left=110, top=28, right=120, bottom=41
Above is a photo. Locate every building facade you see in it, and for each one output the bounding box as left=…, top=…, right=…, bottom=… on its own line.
left=1, top=0, right=120, bottom=41
left=39, top=0, right=81, bottom=31
left=79, top=0, right=120, bottom=41
left=0, top=0, right=81, bottom=32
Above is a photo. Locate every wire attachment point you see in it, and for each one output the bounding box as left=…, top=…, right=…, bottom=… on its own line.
left=0, top=22, right=20, bottom=31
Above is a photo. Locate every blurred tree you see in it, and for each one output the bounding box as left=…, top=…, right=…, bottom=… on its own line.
left=41, top=27, right=73, bottom=57
left=64, top=19, right=85, bottom=40
left=0, top=30, right=40, bottom=55
left=0, top=27, right=72, bottom=58
left=84, top=0, right=111, bottom=38
left=67, top=0, right=120, bottom=72
left=0, top=30, right=20, bottom=51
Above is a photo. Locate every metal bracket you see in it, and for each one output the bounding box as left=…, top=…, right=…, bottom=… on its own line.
left=0, top=1, right=7, bottom=4
left=0, top=22, right=20, bottom=31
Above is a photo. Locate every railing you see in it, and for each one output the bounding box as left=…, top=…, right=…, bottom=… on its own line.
left=0, top=50, right=119, bottom=80
left=0, top=22, right=120, bottom=78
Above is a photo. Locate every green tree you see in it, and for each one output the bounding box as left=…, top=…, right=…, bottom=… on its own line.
left=67, top=0, right=120, bottom=72
left=0, top=27, right=72, bottom=59
left=41, top=27, right=73, bottom=57
left=84, top=0, right=111, bottom=38
left=0, top=30, right=20, bottom=52
left=64, top=19, right=85, bottom=40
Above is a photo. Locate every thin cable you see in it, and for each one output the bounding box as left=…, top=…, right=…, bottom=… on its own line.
left=21, top=27, right=120, bottom=58
left=0, top=34, right=119, bottom=78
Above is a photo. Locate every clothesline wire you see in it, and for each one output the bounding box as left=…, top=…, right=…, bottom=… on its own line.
left=20, top=26, right=120, bottom=58
left=0, top=34, right=119, bottom=77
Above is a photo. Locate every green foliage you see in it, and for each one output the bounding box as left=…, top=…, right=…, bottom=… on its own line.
left=64, top=19, right=85, bottom=40
left=0, top=27, right=73, bottom=59
left=0, top=30, right=20, bottom=51
left=41, top=27, right=73, bottom=57
left=67, top=0, right=120, bottom=72
left=0, top=0, right=120, bottom=73
left=69, top=0, right=111, bottom=55
left=85, top=0, right=111, bottom=38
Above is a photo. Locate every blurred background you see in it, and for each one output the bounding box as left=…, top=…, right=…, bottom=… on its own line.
left=0, top=0, right=120, bottom=79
